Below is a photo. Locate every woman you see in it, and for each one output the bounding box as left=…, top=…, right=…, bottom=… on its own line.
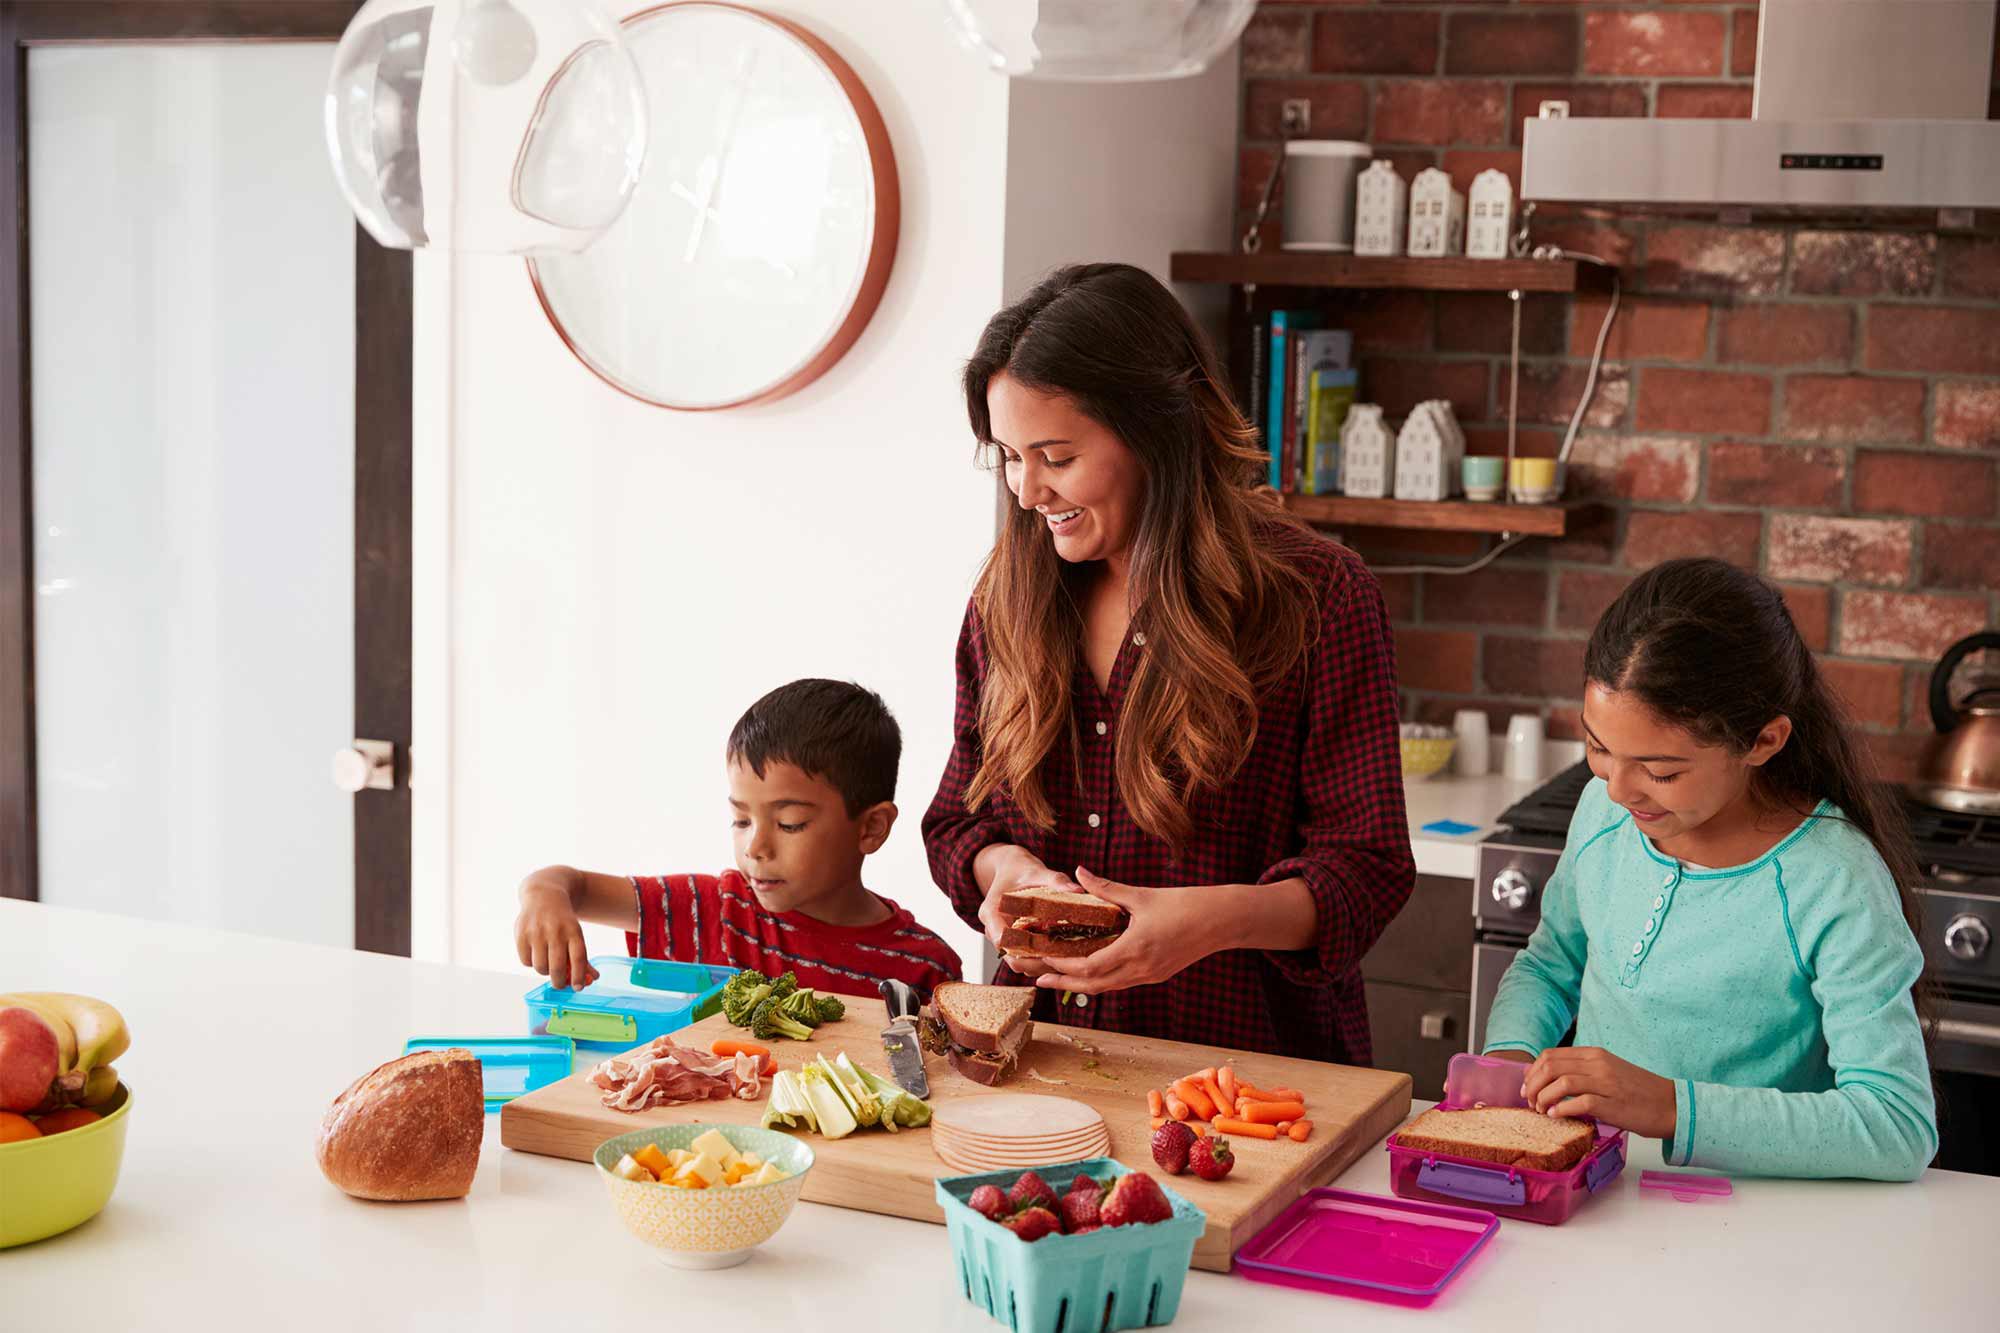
left=922, top=263, right=1414, bottom=1063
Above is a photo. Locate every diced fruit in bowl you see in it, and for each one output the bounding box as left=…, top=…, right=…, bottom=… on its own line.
left=594, top=1123, right=814, bottom=1269
left=1399, top=724, right=1456, bottom=780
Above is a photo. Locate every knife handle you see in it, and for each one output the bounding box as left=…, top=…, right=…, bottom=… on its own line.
left=878, top=978, right=921, bottom=1019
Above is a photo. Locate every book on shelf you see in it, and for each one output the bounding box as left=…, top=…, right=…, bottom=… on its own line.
left=1287, top=330, right=1351, bottom=495
left=1304, top=367, right=1358, bottom=496
left=1264, top=310, right=1321, bottom=490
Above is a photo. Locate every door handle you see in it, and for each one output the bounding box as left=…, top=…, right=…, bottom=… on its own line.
left=332, top=738, right=395, bottom=792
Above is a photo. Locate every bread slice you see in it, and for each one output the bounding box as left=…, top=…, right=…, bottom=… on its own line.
left=998, top=925, right=1118, bottom=958
left=932, top=981, right=1034, bottom=1055
left=1395, top=1106, right=1595, bottom=1172
left=947, top=1018, right=1033, bottom=1086
left=997, top=886, right=1128, bottom=930
left=316, top=1049, right=484, bottom=1200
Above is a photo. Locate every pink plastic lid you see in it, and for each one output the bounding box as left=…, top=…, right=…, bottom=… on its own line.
left=1235, top=1187, right=1499, bottom=1302
left=1640, top=1170, right=1733, bottom=1201
left=1442, top=1051, right=1534, bottom=1110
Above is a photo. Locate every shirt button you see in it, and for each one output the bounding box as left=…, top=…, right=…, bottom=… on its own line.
left=1644, top=916, right=1657, bottom=934
left=1075, top=994, right=1089, bottom=1008
left=1132, top=632, right=1147, bottom=647
left=1631, top=940, right=1645, bottom=957
left=1094, top=721, right=1108, bottom=736
left=1661, top=873, right=1675, bottom=888
left=1652, top=895, right=1665, bottom=911
left=1087, top=813, right=1101, bottom=828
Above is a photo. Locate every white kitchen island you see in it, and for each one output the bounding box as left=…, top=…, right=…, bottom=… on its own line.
left=3, top=901, right=1990, bottom=1330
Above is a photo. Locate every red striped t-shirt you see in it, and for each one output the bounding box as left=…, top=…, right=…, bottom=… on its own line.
left=623, top=869, right=963, bottom=1000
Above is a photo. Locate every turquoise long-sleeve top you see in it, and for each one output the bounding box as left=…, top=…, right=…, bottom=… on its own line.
left=1483, top=777, right=1936, bottom=1181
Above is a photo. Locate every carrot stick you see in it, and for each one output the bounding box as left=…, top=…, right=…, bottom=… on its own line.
left=1166, top=1094, right=1191, bottom=1121
left=1288, top=1119, right=1314, bottom=1142
left=1170, top=1078, right=1216, bottom=1121
left=1242, top=1100, right=1308, bottom=1125
left=1216, top=1065, right=1239, bottom=1104
left=712, top=1039, right=770, bottom=1058
left=1188, top=1121, right=1209, bottom=1137
left=1147, top=1089, right=1164, bottom=1118
left=1211, top=1116, right=1280, bottom=1140
left=1237, top=1085, right=1305, bottom=1104
left=1274, top=1120, right=1294, bottom=1134
left=1192, top=1066, right=1217, bottom=1084
left=1150, top=1116, right=1166, bottom=1131
left=1200, top=1074, right=1230, bottom=1121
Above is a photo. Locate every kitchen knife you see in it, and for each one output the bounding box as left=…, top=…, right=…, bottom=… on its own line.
left=877, top=978, right=931, bottom=1099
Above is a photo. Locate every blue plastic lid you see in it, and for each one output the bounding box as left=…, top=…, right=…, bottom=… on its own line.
left=523, top=956, right=734, bottom=1017
left=403, top=1035, right=574, bottom=1111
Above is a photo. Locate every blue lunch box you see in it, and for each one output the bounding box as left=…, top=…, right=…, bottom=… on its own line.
left=522, top=955, right=736, bottom=1052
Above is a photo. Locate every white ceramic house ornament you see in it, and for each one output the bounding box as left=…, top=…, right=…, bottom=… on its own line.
left=1406, top=167, right=1465, bottom=258
left=1339, top=404, right=1395, bottom=498
left=1353, top=161, right=1407, bottom=257
left=1466, top=169, right=1513, bottom=260
left=1394, top=400, right=1467, bottom=501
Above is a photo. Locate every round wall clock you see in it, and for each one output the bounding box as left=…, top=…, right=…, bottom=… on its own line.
left=529, top=1, right=899, bottom=410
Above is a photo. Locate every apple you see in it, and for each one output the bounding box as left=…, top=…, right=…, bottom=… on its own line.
left=0, top=1006, right=61, bottom=1113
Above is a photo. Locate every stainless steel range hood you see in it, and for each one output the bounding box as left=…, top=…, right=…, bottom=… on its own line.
left=1522, top=0, right=2000, bottom=209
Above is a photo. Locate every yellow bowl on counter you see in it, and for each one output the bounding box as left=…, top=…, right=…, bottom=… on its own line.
left=594, top=1122, right=813, bottom=1268
left=0, top=1083, right=133, bottom=1249
left=1400, top=735, right=1458, bottom=780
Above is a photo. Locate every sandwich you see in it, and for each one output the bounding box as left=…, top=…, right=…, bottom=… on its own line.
left=918, top=981, right=1035, bottom=1088
left=1394, top=1105, right=1595, bottom=1172
left=997, top=886, right=1129, bottom=959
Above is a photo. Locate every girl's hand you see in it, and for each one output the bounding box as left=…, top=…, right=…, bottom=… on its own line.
left=515, top=881, right=599, bottom=991
left=977, top=848, right=1080, bottom=980
left=1026, top=868, right=1217, bottom=995
left=1521, top=1046, right=1676, bottom=1139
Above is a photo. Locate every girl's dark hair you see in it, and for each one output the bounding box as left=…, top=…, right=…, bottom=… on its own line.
left=1586, top=557, right=1934, bottom=1029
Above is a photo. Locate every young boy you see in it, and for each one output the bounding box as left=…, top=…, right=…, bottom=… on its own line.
left=514, top=678, right=963, bottom=999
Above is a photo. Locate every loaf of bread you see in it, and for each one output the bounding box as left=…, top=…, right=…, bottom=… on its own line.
left=315, top=1049, right=484, bottom=1201
left=1396, top=1105, right=1595, bottom=1172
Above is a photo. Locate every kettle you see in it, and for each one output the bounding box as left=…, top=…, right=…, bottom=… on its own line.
left=1914, top=631, right=2000, bottom=815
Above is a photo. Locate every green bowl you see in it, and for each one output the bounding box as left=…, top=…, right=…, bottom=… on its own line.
left=0, top=1083, right=133, bottom=1249
left=592, top=1122, right=814, bottom=1269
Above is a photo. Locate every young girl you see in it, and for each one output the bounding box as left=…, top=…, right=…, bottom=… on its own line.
left=1483, top=557, right=1937, bottom=1180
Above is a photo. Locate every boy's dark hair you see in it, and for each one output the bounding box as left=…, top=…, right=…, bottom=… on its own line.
left=726, top=679, right=900, bottom=816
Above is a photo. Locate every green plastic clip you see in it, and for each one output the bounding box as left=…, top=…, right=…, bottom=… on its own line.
left=544, top=1007, right=637, bottom=1044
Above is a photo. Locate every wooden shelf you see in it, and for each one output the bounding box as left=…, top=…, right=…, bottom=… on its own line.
left=1282, top=493, right=1601, bottom=537
left=1171, top=251, right=1611, bottom=293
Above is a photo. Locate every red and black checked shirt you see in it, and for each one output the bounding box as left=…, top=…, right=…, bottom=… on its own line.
left=921, top=524, right=1413, bottom=1065
left=624, top=870, right=963, bottom=1001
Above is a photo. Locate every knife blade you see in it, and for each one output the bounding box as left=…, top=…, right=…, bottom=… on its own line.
left=877, top=979, right=931, bottom=1098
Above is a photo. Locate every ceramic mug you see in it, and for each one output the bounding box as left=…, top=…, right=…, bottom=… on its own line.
left=1462, top=456, right=1503, bottom=501
left=1504, top=713, right=1545, bottom=782
left=1509, top=457, right=1560, bottom=503
left=1452, top=708, right=1491, bottom=776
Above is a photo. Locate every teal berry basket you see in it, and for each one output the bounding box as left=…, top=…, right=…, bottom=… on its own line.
left=935, top=1158, right=1206, bottom=1333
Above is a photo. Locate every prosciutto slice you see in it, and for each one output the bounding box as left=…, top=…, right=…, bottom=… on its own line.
left=588, top=1037, right=764, bottom=1112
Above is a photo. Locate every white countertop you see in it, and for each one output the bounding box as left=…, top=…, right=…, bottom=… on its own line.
left=1404, top=741, right=1584, bottom=879
left=4, top=900, right=1992, bottom=1331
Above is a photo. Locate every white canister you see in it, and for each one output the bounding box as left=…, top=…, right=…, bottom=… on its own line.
left=1452, top=709, right=1491, bottom=777
left=1504, top=714, right=1545, bottom=782
left=1281, top=141, right=1372, bottom=251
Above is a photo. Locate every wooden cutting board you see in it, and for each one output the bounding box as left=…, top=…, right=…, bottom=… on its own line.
left=500, top=998, right=1411, bottom=1271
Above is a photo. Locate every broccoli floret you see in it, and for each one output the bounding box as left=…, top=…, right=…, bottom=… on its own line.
left=769, top=970, right=800, bottom=1000
left=720, top=970, right=773, bottom=1027
left=813, top=994, right=845, bottom=1024
left=778, top=989, right=826, bottom=1029
left=751, top=995, right=815, bottom=1041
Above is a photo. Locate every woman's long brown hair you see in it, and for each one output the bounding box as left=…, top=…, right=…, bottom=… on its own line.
left=960, top=263, right=1319, bottom=849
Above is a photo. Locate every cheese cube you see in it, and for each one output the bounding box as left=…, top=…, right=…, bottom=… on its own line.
left=677, top=1150, right=726, bottom=1188
left=665, top=1148, right=691, bottom=1168
left=632, top=1144, right=673, bottom=1179
left=739, top=1151, right=762, bottom=1168
left=612, top=1154, right=653, bottom=1183
left=748, top=1162, right=785, bottom=1186
left=687, top=1129, right=741, bottom=1169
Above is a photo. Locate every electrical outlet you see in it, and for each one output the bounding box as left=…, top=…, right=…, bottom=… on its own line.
left=1281, top=99, right=1311, bottom=136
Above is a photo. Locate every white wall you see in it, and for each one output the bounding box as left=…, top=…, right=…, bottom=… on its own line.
left=418, top=6, right=1243, bottom=977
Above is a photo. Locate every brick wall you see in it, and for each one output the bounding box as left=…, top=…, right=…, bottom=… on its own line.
left=1237, top=1, right=2000, bottom=779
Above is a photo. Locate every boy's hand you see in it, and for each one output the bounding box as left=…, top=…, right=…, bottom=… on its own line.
left=1521, top=1046, right=1676, bottom=1139
left=516, top=881, right=599, bottom=990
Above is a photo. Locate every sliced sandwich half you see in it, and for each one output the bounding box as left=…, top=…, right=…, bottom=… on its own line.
left=918, top=981, right=1035, bottom=1088
left=998, top=886, right=1129, bottom=959
left=1395, top=1105, right=1595, bottom=1172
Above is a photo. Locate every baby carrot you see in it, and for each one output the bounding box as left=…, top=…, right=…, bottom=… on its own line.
left=1147, top=1089, right=1164, bottom=1118
left=712, top=1038, right=770, bottom=1058
left=1238, top=1085, right=1306, bottom=1104
left=1211, top=1116, right=1280, bottom=1140
left=1288, top=1119, right=1314, bottom=1142
left=1188, top=1121, right=1209, bottom=1137
left=1171, top=1078, right=1217, bottom=1121
left=1199, top=1074, right=1230, bottom=1121
left=1166, top=1094, right=1191, bottom=1121
left=1242, top=1100, right=1308, bottom=1125
left=1216, top=1065, right=1239, bottom=1104
left=1150, top=1116, right=1166, bottom=1131
left=1274, top=1120, right=1294, bottom=1134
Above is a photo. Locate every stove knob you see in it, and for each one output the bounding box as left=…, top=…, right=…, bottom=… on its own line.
left=1945, top=914, right=1990, bottom=962
left=1491, top=868, right=1536, bottom=912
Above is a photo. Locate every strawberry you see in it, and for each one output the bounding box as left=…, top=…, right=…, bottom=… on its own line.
left=1070, top=1224, right=1101, bottom=1235
left=1067, top=1173, right=1103, bottom=1197
left=1007, top=1170, right=1059, bottom=1214
left=968, top=1184, right=1010, bottom=1221
left=1189, top=1135, right=1235, bottom=1182
left=1058, top=1186, right=1101, bottom=1233
left=1005, top=1205, right=1061, bottom=1242
left=1099, top=1172, right=1174, bottom=1227
left=1150, top=1120, right=1195, bottom=1175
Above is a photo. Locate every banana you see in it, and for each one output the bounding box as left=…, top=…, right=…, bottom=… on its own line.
left=0, top=994, right=78, bottom=1074
left=0, top=993, right=127, bottom=1072
left=80, top=1065, right=119, bottom=1106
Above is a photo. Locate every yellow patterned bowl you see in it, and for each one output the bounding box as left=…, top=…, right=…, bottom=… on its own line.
left=1400, top=735, right=1457, bottom=780
left=593, top=1122, right=814, bottom=1269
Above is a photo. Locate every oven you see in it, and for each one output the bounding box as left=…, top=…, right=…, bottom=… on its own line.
left=1466, top=765, right=2000, bottom=1176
